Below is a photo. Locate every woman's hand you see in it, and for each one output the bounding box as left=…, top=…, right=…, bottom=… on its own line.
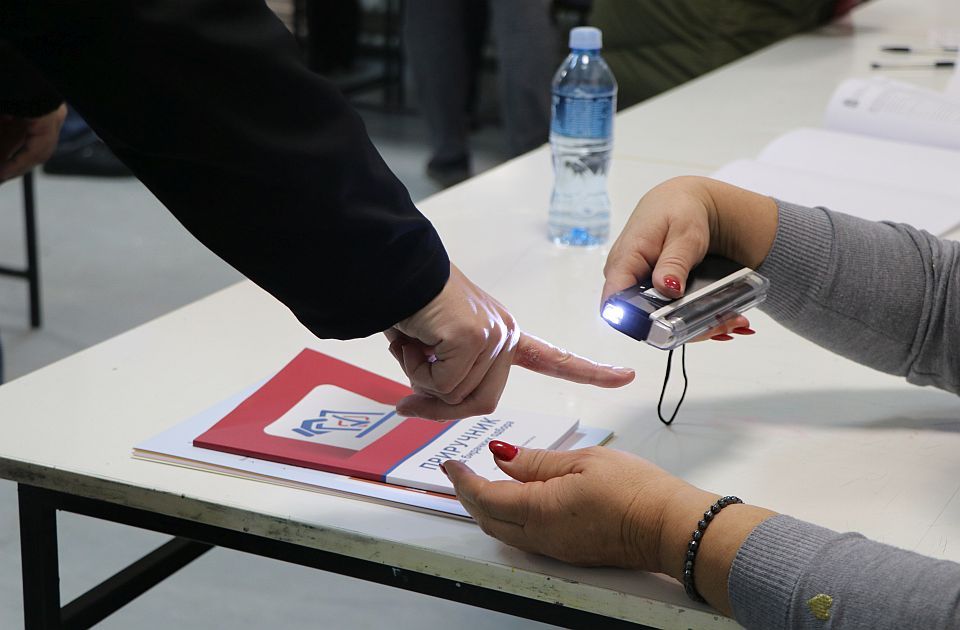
left=443, top=442, right=691, bottom=570
left=602, top=176, right=779, bottom=341
left=386, top=264, right=636, bottom=420
left=445, top=441, right=777, bottom=615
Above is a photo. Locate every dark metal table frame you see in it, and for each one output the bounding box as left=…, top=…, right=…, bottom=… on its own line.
left=18, top=484, right=652, bottom=630
left=0, top=173, right=42, bottom=329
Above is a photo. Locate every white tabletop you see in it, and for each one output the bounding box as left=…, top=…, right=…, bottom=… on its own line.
left=612, top=0, right=957, bottom=170
left=2, top=1, right=959, bottom=628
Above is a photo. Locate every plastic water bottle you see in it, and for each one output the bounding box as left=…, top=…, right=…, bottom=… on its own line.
left=548, top=27, right=617, bottom=247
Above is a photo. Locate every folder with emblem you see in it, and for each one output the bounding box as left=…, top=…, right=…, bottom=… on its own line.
left=191, top=349, right=585, bottom=495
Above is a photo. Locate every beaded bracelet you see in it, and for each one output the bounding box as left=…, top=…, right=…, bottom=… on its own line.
left=683, top=495, right=743, bottom=603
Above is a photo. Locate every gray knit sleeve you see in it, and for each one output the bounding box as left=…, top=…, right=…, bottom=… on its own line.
left=728, top=202, right=960, bottom=628
left=729, top=515, right=960, bottom=629
left=757, top=201, right=960, bottom=394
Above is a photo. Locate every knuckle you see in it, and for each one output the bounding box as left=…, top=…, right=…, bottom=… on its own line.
left=432, top=378, right=458, bottom=396
left=582, top=446, right=604, bottom=460
left=516, top=341, right=542, bottom=369
left=475, top=400, right=497, bottom=416
left=439, top=390, right=466, bottom=405
left=464, top=326, right=488, bottom=350
left=528, top=450, right=550, bottom=479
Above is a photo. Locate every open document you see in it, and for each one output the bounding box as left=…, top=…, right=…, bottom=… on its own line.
left=134, top=349, right=612, bottom=519
left=713, top=77, right=960, bottom=235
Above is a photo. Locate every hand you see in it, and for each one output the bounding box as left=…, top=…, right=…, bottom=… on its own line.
left=443, top=443, right=690, bottom=570
left=0, top=104, right=67, bottom=183
left=445, top=441, right=777, bottom=615
left=602, top=177, right=779, bottom=341
left=386, top=264, right=635, bottom=420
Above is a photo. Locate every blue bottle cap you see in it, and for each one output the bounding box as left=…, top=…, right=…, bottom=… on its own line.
left=569, top=26, right=602, bottom=50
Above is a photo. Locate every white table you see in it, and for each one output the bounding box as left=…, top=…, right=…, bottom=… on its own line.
left=3, top=1, right=959, bottom=628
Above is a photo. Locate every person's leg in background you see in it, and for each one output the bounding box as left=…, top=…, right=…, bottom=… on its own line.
left=404, top=0, right=482, bottom=185
left=488, top=0, right=556, bottom=157
left=591, top=0, right=838, bottom=110
left=306, top=0, right=360, bottom=73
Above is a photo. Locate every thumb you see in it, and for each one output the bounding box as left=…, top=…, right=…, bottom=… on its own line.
left=489, top=441, right=584, bottom=482
left=650, top=236, right=702, bottom=298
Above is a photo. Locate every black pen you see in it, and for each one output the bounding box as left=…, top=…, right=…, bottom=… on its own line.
left=881, top=45, right=958, bottom=54
left=871, top=60, right=956, bottom=69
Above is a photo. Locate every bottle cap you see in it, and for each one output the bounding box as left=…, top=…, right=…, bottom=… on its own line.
left=569, top=27, right=602, bottom=50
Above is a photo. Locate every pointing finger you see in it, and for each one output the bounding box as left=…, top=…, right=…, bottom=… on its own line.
left=513, top=333, right=634, bottom=388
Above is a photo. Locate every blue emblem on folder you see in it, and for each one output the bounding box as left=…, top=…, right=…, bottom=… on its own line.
left=292, top=409, right=397, bottom=439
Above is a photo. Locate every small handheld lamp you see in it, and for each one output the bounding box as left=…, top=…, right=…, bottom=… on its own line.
left=601, top=255, right=769, bottom=350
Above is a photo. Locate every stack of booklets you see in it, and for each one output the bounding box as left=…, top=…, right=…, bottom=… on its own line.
left=713, top=76, right=960, bottom=236
left=134, top=349, right=611, bottom=519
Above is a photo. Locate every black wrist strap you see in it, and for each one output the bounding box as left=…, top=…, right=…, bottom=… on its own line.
left=657, top=345, right=688, bottom=426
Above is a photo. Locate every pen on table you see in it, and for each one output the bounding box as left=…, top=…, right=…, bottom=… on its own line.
left=871, top=61, right=956, bottom=70
left=881, top=45, right=959, bottom=54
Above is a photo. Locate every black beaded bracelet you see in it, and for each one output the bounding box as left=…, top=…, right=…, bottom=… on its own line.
left=683, top=495, right=743, bottom=603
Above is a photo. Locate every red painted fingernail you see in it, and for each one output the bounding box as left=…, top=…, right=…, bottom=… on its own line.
left=663, top=276, right=682, bottom=293
left=711, top=334, right=734, bottom=341
left=439, top=461, right=449, bottom=477
left=732, top=327, right=756, bottom=335
left=489, top=440, right=519, bottom=461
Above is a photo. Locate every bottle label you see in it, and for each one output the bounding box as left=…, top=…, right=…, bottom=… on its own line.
left=551, top=94, right=614, bottom=139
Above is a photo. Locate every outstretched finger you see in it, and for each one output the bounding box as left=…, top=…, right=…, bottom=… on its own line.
left=513, top=333, right=634, bottom=388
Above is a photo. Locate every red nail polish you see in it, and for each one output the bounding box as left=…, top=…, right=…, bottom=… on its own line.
left=732, top=327, right=756, bottom=335
left=663, top=276, right=682, bottom=293
left=711, top=334, right=734, bottom=341
left=489, top=440, right=519, bottom=461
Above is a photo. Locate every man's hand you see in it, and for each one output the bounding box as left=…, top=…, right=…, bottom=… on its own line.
left=0, top=104, right=67, bottom=183
left=385, top=264, right=635, bottom=420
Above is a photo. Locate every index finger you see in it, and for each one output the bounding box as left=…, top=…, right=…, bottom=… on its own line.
left=444, top=460, right=529, bottom=525
left=513, top=333, right=634, bottom=387
left=601, top=246, right=652, bottom=306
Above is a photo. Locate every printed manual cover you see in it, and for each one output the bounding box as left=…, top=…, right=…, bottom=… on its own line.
left=193, top=349, right=580, bottom=494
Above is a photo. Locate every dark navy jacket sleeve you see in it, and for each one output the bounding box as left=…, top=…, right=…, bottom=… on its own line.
left=1, top=0, right=449, bottom=339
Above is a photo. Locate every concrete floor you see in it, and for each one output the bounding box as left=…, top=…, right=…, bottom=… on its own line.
left=0, top=108, right=553, bottom=629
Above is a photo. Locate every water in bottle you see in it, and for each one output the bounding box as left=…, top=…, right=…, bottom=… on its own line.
left=548, top=26, right=617, bottom=247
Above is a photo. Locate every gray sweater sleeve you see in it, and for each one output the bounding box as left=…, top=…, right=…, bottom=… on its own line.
left=729, top=515, right=960, bottom=629
left=727, top=202, right=960, bottom=628
left=756, top=200, right=960, bottom=394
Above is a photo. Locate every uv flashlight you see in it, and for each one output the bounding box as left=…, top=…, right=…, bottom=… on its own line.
left=601, top=255, right=769, bottom=350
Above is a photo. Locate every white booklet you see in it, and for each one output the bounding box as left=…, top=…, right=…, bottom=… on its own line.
left=713, top=77, right=960, bottom=235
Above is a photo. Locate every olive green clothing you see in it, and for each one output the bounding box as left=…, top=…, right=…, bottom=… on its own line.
left=590, top=0, right=837, bottom=108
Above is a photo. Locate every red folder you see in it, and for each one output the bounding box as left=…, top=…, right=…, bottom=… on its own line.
left=194, top=349, right=454, bottom=482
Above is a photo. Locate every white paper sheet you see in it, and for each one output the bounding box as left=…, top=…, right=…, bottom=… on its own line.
left=824, top=77, right=960, bottom=151
left=711, top=127, right=960, bottom=236
left=713, top=158, right=960, bottom=235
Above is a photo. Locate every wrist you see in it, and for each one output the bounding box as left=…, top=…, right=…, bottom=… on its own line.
left=701, top=178, right=779, bottom=269
left=657, top=485, right=778, bottom=615
left=655, top=485, right=716, bottom=579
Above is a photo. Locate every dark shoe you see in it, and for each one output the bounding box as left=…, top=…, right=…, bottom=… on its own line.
left=426, top=155, right=471, bottom=188
left=43, top=139, right=132, bottom=178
